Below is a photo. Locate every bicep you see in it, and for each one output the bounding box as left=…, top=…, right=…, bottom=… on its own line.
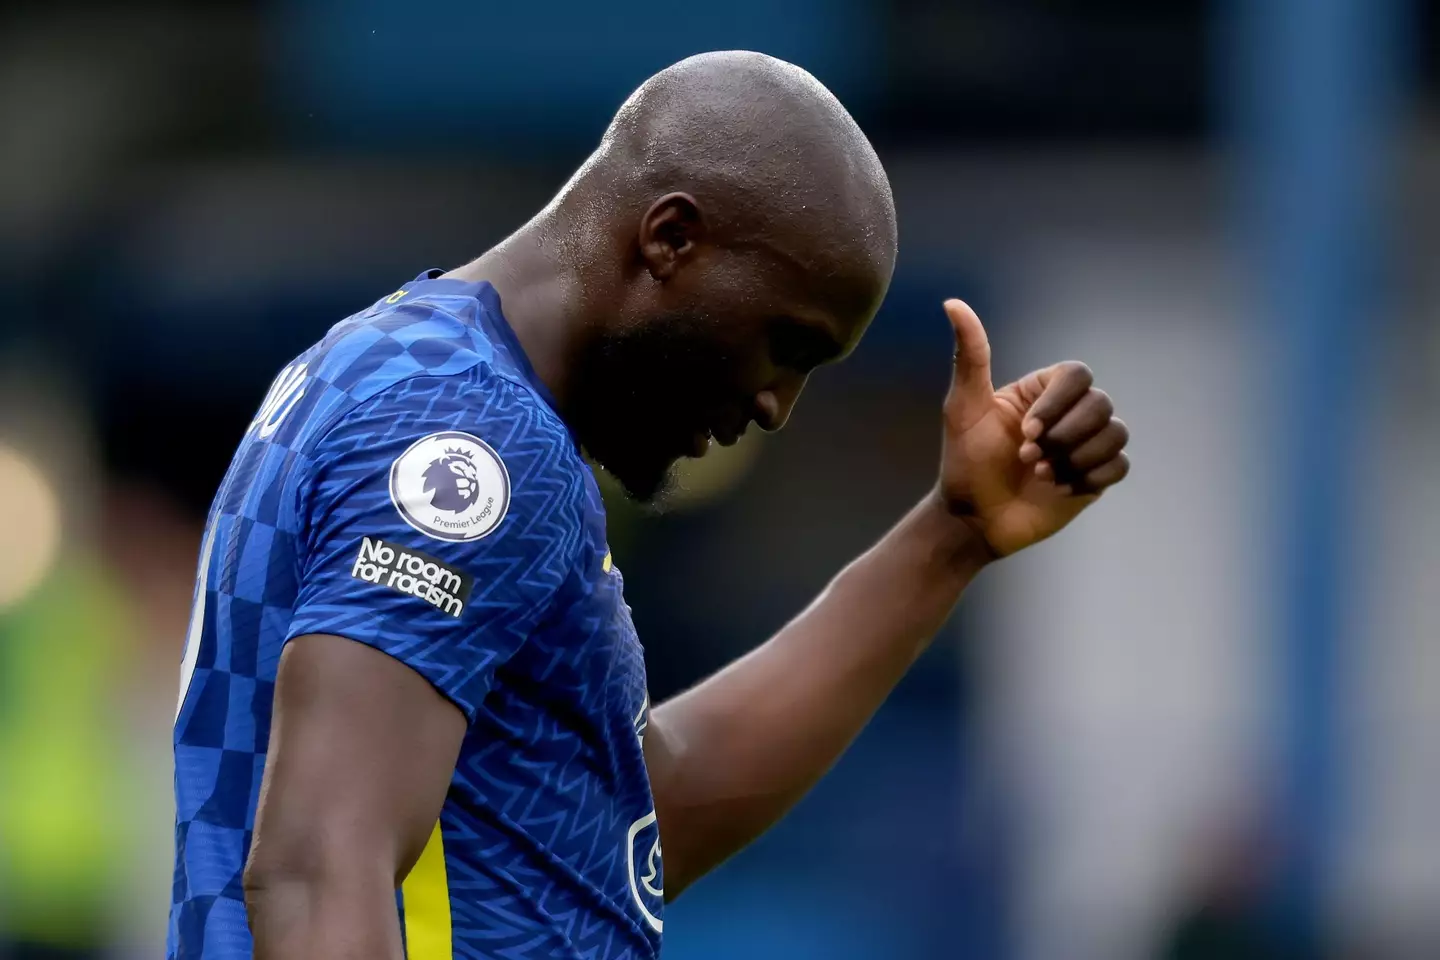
left=640, top=709, right=699, bottom=901
left=248, top=633, right=466, bottom=889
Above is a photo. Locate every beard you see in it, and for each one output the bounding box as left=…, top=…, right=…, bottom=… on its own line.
left=569, top=312, right=731, bottom=504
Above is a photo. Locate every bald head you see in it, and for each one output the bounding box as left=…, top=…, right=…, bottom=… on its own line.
left=529, top=52, right=898, bottom=503
left=582, top=51, right=896, bottom=281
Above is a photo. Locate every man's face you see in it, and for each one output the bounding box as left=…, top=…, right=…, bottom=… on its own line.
left=572, top=244, right=881, bottom=503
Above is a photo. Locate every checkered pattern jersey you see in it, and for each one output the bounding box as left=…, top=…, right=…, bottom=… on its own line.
left=169, top=272, right=661, bottom=960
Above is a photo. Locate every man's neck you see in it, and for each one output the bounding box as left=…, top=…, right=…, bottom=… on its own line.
left=443, top=220, right=590, bottom=415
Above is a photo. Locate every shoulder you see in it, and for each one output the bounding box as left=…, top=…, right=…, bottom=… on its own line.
left=339, top=355, right=578, bottom=460
left=302, top=295, right=495, bottom=412
left=288, top=294, right=572, bottom=459
left=303, top=363, right=595, bottom=549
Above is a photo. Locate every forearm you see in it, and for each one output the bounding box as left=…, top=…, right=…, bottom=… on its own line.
left=648, top=491, right=991, bottom=895
left=245, top=866, right=405, bottom=960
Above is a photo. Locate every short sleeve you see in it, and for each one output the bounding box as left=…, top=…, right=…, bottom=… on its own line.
left=286, top=372, right=588, bottom=720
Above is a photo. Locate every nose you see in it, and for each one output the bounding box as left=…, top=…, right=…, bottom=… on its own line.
left=753, top=373, right=807, bottom=433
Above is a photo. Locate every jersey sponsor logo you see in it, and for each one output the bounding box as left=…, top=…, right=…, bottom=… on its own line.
left=626, top=810, right=664, bottom=933
left=389, top=431, right=510, bottom=542
left=350, top=536, right=473, bottom=617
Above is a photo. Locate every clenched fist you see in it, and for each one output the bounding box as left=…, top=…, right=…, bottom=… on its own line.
left=936, top=299, right=1131, bottom=559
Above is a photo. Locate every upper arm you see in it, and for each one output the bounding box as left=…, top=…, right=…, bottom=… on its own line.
left=643, top=703, right=778, bottom=902
left=640, top=709, right=700, bottom=902
left=249, top=373, right=587, bottom=882
left=247, top=633, right=465, bottom=889
left=288, top=372, right=588, bottom=718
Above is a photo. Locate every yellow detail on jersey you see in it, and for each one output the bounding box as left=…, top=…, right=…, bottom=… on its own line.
left=402, top=820, right=452, bottom=960
left=602, top=551, right=613, bottom=573
left=385, top=289, right=409, bottom=304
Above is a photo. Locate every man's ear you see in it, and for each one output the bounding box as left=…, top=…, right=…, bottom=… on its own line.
left=638, top=193, right=704, bottom=281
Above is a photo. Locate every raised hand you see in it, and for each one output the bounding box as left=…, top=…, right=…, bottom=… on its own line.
left=936, top=299, right=1130, bottom=559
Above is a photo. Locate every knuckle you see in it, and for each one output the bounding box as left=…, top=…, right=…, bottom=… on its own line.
left=1099, top=437, right=1124, bottom=460
left=1090, top=388, right=1113, bottom=416
left=1086, top=452, right=1130, bottom=486
left=1068, top=361, right=1094, bottom=385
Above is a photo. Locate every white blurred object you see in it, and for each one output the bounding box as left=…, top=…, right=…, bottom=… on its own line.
left=0, top=442, right=63, bottom=609
left=990, top=235, right=1265, bottom=960
left=898, top=149, right=1269, bottom=960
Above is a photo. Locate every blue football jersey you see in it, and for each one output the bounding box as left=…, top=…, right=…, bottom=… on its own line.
left=169, top=271, right=662, bottom=960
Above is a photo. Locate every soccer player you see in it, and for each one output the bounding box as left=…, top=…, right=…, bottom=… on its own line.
left=170, top=51, right=1130, bottom=960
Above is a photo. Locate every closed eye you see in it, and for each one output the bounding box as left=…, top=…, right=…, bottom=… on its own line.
left=768, top=318, right=844, bottom=373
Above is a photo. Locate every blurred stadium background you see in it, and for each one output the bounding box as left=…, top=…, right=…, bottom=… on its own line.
left=1, top=1, right=1438, bottom=958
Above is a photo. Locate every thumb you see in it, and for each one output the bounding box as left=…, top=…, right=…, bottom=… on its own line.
left=944, top=299, right=994, bottom=409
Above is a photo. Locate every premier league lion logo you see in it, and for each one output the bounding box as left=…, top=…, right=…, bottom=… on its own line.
left=390, top=431, right=509, bottom=542
left=422, top=448, right=482, bottom=514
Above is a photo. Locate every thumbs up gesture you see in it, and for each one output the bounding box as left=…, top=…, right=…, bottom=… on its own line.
left=938, top=300, right=1131, bottom=559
